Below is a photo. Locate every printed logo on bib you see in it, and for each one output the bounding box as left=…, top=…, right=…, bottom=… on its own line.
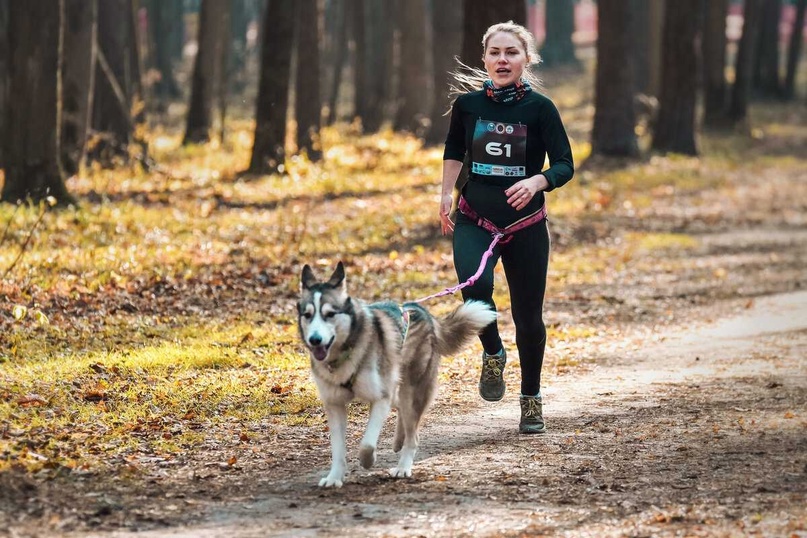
left=471, top=119, right=527, bottom=177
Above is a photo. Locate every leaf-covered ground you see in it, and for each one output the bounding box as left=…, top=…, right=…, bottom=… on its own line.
left=1, top=68, right=806, bottom=536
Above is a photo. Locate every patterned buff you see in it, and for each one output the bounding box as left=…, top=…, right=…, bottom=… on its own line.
left=483, top=79, right=532, bottom=103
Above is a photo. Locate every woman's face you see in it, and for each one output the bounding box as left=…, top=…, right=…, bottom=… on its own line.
left=484, top=31, right=528, bottom=88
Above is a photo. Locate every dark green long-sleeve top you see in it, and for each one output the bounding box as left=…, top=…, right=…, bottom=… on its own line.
left=444, top=89, right=574, bottom=228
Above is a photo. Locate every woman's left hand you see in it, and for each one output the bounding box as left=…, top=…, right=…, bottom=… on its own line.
left=505, top=175, right=549, bottom=210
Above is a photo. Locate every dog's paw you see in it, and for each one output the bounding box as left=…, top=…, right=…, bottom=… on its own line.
left=318, top=476, right=344, bottom=488
left=388, top=467, right=413, bottom=479
left=318, top=471, right=345, bottom=488
left=358, top=444, right=376, bottom=470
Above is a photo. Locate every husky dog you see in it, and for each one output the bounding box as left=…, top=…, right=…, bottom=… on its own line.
left=298, top=262, right=496, bottom=487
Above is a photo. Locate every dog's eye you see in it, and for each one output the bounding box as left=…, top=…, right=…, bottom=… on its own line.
left=324, top=311, right=337, bottom=319
left=302, top=312, right=313, bottom=320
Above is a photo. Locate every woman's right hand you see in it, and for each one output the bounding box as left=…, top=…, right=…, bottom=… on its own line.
left=439, top=194, right=455, bottom=235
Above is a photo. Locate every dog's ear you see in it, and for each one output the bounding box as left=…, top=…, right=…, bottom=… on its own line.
left=327, top=261, right=346, bottom=291
left=301, top=264, right=317, bottom=290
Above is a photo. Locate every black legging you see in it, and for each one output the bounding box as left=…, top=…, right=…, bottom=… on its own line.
left=453, top=212, right=549, bottom=396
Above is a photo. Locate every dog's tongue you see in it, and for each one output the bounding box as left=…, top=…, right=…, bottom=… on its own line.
left=312, top=346, right=328, bottom=361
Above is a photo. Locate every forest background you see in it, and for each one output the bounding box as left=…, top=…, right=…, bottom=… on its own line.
left=0, top=0, right=806, bottom=536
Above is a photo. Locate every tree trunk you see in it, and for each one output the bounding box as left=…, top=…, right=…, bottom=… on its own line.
left=729, top=0, right=763, bottom=125
left=652, top=0, right=700, bottom=155
left=0, top=0, right=9, bottom=168
left=541, top=0, right=579, bottom=68
left=146, top=0, right=181, bottom=101
left=752, top=0, right=783, bottom=98
left=702, top=0, right=729, bottom=129
left=393, top=0, right=430, bottom=134
left=168, top=0, right=184, bottom=63
left=425, top=0, right=463, bottom=145
left=229, top=0, right=250, bottom=94
left=591, top=0, right=638, bottom=158
left=61, top=0, right=97, bottom=175
left=325, top=0, right=347, bottom=125
left=184, top=0, right=230, bottom=145
left=362, top=0, right=395, bottom=133
left=295, top=0, right=322, bottom=161
left=91, top=0, right=137, bottom=163
left=784, top=0, right=806, bottom=100
left=631, top=0, right=651, bottom=94
left=2, top=0, right=74, bottom=205
left=647, top=0, right=665, bottom=98
left=461, top=0, right=526, bottom=70
left=350, top=0, right=366, bottom=125
left=248, top=0, right=294, bottom=175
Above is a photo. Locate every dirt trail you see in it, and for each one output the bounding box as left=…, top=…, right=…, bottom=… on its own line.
left=88, top=291, right=807, bottom=538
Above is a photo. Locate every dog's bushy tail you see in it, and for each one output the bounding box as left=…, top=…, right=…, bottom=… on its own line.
left=434, top=300, right=497, bottom=356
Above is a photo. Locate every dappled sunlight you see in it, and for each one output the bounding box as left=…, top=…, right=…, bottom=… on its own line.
left=1, top=91, right=805, bottom=529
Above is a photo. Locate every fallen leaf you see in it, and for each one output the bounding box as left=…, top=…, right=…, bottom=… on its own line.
left=17, top=394, right=48, bottom=407
left=239, top=332, right=254, bottom=345
left=12, top=305, right=27, bottom=320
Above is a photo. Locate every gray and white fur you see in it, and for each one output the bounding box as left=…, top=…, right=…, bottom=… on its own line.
left=298, top=261, right=496, bottom=487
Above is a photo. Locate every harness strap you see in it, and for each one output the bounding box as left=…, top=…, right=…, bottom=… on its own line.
left=458, top=196, right=547, bottom=242
left=401, top=309, right=410, bottom=344
left=339, top=306, right=411, bottom=392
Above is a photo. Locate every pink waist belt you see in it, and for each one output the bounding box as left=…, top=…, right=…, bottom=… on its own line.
left=458, top=196, right=547, bottom=242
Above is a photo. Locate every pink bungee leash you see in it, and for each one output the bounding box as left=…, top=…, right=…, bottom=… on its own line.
left=410, top=232, right=504, bottom=304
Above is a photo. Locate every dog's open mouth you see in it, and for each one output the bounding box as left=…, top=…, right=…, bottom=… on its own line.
left=309, top=341, right=332, bottom=361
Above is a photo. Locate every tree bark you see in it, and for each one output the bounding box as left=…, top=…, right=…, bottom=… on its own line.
left=393, top=0, right=430, bottom=134
left=647, top=0, right=665, bottom=98
left=184, top=0, right=231, bottom=145
left=652, top=0, right=700, bottom=155
left=229, top=0, right=251, bottom=94
left=168, top=0, right=184, bottom=63
left=784, top=0, right=806, bottom=100
left=0, top=0, right=9, bottom=168
left=541, top=0, right=579, bottom=68
left=248, top=0, right=294, bottom=175
left=61, top=0, right=97, bottom=175
left=146, top=0, right=181, bottom=101
left=325, top=0, right=347, bottom=125
left=702, top=0, right=729, bottom=129
left=91, top=0, right=141, bottom=163
left=631, top=0, right=650, bottom=94
left=295, top=0, right=322, bottom=161
left=752, top=0, right=783, bottom=98
left=591, top=0, right=638, bottom=157
left=425, top=0, right=463, bottom=145
left=2, top=0, right=74, bottom=205
left=729, top=0, right=763, bottom=125
left=361, top=0, right=395, bottom=133
left=350, top=0, right=366, bottom=125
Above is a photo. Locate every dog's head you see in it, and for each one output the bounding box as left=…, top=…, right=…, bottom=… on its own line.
left=298, top=261, right=353, bottom=362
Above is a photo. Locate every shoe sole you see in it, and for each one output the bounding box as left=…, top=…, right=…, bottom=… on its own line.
left=519, top=425, right=546, bottom=434
left=478, top=384, right=505, bottom=402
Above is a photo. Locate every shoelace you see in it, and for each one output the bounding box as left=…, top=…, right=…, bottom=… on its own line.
left=521, top=398, right=542, bottom=418
left=482, top=357, right=504, bottom=380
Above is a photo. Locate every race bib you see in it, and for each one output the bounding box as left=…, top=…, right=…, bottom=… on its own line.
left=471, top=119, right=527, bottom=177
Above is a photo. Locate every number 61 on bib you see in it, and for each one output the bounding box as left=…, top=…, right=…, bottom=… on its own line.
left=471, top=119, right=527, bottom=178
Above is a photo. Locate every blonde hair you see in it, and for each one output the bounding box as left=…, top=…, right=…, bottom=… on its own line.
left=448, top=21, right=542, bottom=100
